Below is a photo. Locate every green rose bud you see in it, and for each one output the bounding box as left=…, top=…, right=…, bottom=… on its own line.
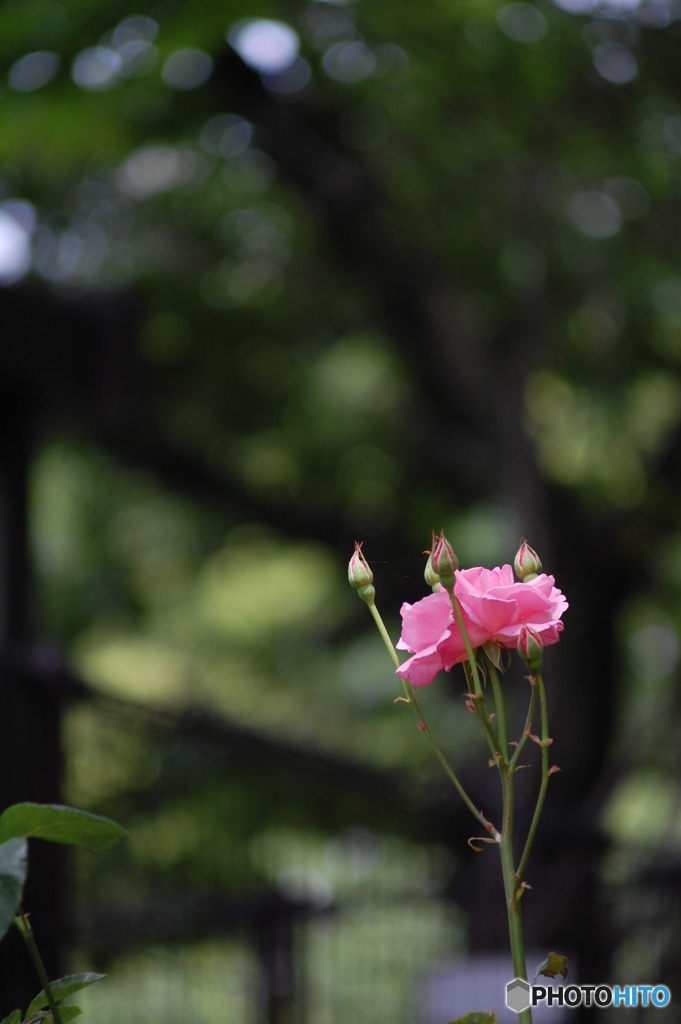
left=348, top=542, right=375, bottom=606
left=517, top=625, right=544, bottom=672
left=514, top=539, right=543, bottom=582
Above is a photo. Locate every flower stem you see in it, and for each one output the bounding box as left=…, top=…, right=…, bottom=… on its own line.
left=367, top=601, right=500, bottom=839
left=488, top=661, right=508, bottom=761
left=368, top=602, right=401, bottom=673
left=516, top=671, right=551, bottom=884
left=509, top=677, right=538, bottom=773
left=499, top=765, right=533, bottom=1024
left=409, top=685, right=500, bottom=839
left=500, top=856, right=532, bottom=1022
left=14, top=913, right=64, bottom=1024
left=448, top=590, right=483, bottom=696
left=463, top=662, right=503, bottom=760
left=482, top=656, right=531, bottom=1020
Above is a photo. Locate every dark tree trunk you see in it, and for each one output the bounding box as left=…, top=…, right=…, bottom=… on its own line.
left=0, top=395, right=65, bottom=1012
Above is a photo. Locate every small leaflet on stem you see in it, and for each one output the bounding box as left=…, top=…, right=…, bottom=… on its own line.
left=534, top=952, right=569, bottom=982
left=444, top=1007, right=497, bottom=1024
left=447, top=1012, right=498, bottom=1024
left=468, top=836, right=497, bottom=852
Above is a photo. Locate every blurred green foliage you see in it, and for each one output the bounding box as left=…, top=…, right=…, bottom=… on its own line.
left=7, top=0, right=679, bottom=844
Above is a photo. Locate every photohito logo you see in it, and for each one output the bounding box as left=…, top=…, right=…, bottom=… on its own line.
left=506, top=978, right=672, bottom=1011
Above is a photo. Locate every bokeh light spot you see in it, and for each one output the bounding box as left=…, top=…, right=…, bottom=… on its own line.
left=118, top=145, right=207, bottom=197
left=263, top=58, right=313, bottom=96
left=593, top=42, right=638, bottom=84
left=8, top=51, right=60, bottom=92
left=497, top=3, right=548, bottom=43
left=200, top=114, right=253, bottom=158
left=567, top=190, right=623, bottom=239
left=553, top=0, right=642, bottom=9
left=111, top=15, right=158, bottom=48
left=229, top=19, right=300, bottom=74
left=0, top=203, right=34, bottom=284
left=162, top=48, right=213, bottom=90
left=322, top=41, right=376, bottom=82
left=71, top=46, right=122, bottom=90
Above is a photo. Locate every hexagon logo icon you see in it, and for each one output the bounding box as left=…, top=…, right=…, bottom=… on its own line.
left=506, top=978, right=531, bottom=1013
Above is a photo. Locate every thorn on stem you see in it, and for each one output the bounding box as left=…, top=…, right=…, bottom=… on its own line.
left=511, top=881, right=532, bottom=907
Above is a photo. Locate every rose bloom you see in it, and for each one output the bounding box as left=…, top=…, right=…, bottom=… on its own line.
left=396, top=565, right=567, bottom=687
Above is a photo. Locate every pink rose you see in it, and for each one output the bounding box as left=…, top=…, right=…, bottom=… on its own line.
left=396, top=565, right=567, bottom=687
left=396, top=589, right=489, bottom=687
left=456, top=565, right=567, bottom=647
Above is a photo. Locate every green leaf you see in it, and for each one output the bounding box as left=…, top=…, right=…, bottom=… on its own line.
left=534, top=951, right=569, bottom=981
left=26, top=974, right=105, bottom=1017
left=35, top=1006, right=83, bottom=1024
left=60, top=1008, right=83, bottom=1023
left=0, top=838, right=28, bottom=941
left=59, top=1008, right=83, bottom=1023
left=447, top=1014, right=498, bottom=1024
left=482, top=641, right=504, bottom=671
left=1, top=1009, right=22, bottom=1024
left=0, top=804, right=126, bottom=853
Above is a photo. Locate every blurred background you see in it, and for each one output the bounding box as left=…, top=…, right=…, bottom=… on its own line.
left=0, top=0, right=680, bottom=1020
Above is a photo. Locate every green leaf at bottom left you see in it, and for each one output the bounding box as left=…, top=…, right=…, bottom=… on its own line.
left=26, top=974, right=105, bottom=1017
left=0, top=839, right=27, bottom=942
left=0, top=1009, right=22, bottom=1024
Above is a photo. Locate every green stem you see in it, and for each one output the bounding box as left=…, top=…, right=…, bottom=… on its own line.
left=448, top=589, right=483, bottom=696
left=446, top=590, right=504, bottom=762
left=499, top=767, right=532, bottom=1024
left=368, top=602, right=402, bottom=673
left=509, top=677, right=538, bottom=773
left=485, top=650, right=531, bottom=1020
left=516, top=671, right=551, bottom=884
left=461, top=657, right=500, bottom=763
left=488, top=660, right=508, bottom=761
left=410, top=685, right=500, bottom=839
left=368, top=601, right=500, bottom=840
left=14, top=913, right=64, bottom=1024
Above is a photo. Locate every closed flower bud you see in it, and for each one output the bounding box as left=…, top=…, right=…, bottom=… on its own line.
left=424, top=552, right=440, bottom=589
left=517, top=625, right=544, bottom=672
left=348, top=542, right=375, bottom=605
left=514, top=539, right=542, bottom=582
left=431, top=531, right=458, bottom=587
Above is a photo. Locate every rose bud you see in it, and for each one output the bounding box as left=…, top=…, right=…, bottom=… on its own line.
left=514, top=539, right=543, bottom=582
